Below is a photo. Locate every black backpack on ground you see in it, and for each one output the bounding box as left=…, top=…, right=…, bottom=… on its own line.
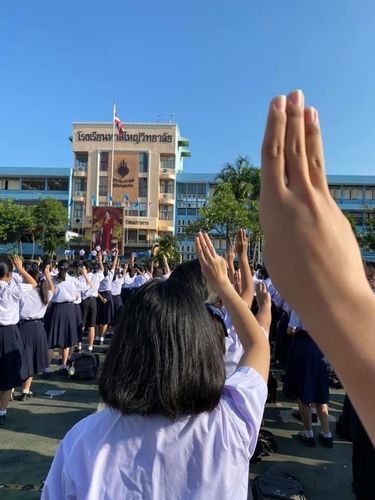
left=68, top=352, right=99, bottom=380
left=252, top=468, right=307, bottom=499
left=251, top=430, right=278, bottom=464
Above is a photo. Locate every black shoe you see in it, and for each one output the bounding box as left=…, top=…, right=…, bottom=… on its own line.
left=292, top=410, right=318, bottom=424
left=0, top=415, right=6, bottom=426
left=74, top=346, right=82, bottom=354
left=58, top=367, right=68, bottom=375
left=41, top=371, right=51, bottom=379
left=21, top=391, right=35, bottom=401
left=298, top=431, right=316, bottom=448
left=318, top=433, right=334, bottom=448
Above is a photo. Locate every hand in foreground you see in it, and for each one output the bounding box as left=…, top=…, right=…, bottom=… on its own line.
left=44, top=264, right=51, bottom=275
left=259, top=90, right=366, bottom=310
left=195, top=233, right=229, bottom=292
left=235, top=229, right=248, bottom=258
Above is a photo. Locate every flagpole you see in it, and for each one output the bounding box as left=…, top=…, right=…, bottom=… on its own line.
left=110, top=101, right=115, bottom=207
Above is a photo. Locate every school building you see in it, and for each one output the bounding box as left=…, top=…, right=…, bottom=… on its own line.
left=70, top=121, right=191, bottom=252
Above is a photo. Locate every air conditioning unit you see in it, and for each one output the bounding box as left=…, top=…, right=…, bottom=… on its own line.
left=187, top=203, right=192, bottom=208
left=78, top=166, right=85, bottom=172
left=162, top=168, right=169, bottom=174
left=74, top=218, right=82, bottom=224
left=181, top=246, right=185, bottom=252
left=181, top=202, right=186, bottom=208
left=181, top=220, right=186, bottom=226
left=163, top=193, right=169, bottom=199
left=75, top=191, right=83, bottom=197
left=178, top=194, right=184, bottom=200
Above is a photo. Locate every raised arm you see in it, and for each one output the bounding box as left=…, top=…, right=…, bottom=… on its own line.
left=13, top=256, right=37, bottom=288
left=162, top=254, right=170, bottom=276
left=259, top=89, right=375, bottom=443
left=226, top=245, right=236, bottom=285
left=44, top=264, right=55, bottom=295
left=97, top=251, right=104, bottom=273
left=111, top=250, right=118, bottom=272
left=235, top=229, right=254, bottom=306
left=196, top=233, right=270, bottom=383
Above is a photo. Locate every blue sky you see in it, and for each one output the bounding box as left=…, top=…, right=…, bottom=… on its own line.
left=1, top=1, right=375, bottom=175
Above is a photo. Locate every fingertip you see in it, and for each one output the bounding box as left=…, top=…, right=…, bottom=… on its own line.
left=304, top=107, right=317, bottom=125
left=272, top=95, right=287, bottom=112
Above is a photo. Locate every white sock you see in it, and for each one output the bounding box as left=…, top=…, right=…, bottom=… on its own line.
left=100, top=337, right=104, bottom=342
left=44, top=367, right=51, bottom=373
left=60, top=364, right=68, bottom=369
left=310, top=407, right=317, bottom=414
left=88, top=346, right=93, bottom=351
left=23, top=389, right=30, bottom=394
left=0, top=410, right=7, bottom=416
left=321, top=432, right=332, bottom=438
left=304, top=429, right=314, bottom=438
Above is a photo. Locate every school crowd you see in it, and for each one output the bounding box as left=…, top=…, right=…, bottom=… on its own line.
left=1, top=90, right=375, bottom=499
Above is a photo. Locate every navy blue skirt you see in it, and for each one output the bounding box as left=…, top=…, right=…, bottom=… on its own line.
left=111, top=295, right=123, bottom=326
left=74, top=304, right=83, bottom=343
left=96, top=292, right=114, bottom=326
left=19, top=319, right=49, bottom=376
left=283, top=331, right=329, bottom=404
left=0, top=324, right=28, bottom=390
left=44, top=303, right=78, bottom=349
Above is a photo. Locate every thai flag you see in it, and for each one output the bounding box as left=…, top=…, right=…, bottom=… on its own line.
left=108, top=193, right=113, bottom=202
left=123, top=193, right=129, bottom=201
left=115, top=111, right=124, bottom=136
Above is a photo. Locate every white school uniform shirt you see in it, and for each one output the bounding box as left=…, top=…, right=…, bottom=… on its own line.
left=51, top=274, right=80, bottom=304
left=111, top=276, right=124, bottom=296
left=98, top=270, right=115, bottom=293
left=122, top=273, right=136, bottom=288
left=130, top=274, right=148, bottom=288
left=73, top=276, right=91, bottom=305
left=0, top=277, right=33, bottom=325
left=81, top=271, right=105, bottom=300
left=42, top=366, right=267, bottom=500
left=264, top=277, right=278, bottom=303
left=20, top=289, right=54, bottom=320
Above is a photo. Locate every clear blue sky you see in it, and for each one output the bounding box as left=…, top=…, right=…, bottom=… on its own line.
left=1, top=1, right=375, bottom=175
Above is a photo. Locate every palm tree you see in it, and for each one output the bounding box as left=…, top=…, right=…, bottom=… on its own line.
left=152, top=234, right=180, bottom=266
left=215, top=155, right=261, bottom=201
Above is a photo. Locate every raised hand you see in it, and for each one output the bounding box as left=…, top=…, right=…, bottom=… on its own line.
left=234, top=270, right=242, bottom=296
left=12, top=255, right=23, bottom=272
left=235, top=229, right=248, bottom=258
left=195, top=233, right=230, bottom=292
left=227, top=245, right=236, bottom=263
left=256, top=282, right=271, bottom=309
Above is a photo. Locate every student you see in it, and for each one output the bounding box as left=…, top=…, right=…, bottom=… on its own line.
left=42, top=233, right=269, bottom=499
left=96, top=251, right=118, bottom=345
left=44, top=260, right=84, bottom=375
left=0, top=256, right=37, bottom=425
left=283, top=310, right=332, bottom=448
left=70, top=261, right=91, bottom=353
left=81, top=254, right=104, bottom=352
left=110, top=262, right=124, bottom=328
left=259, top=89, right=375, bottom=443
left=19, top=262, right=55, bottom=400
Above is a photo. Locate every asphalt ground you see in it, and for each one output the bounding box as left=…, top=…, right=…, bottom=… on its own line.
left=0, top=345, right=354, bottom=500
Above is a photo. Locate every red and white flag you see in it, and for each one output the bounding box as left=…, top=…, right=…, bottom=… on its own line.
left=114, top=110, right=124, bottom=136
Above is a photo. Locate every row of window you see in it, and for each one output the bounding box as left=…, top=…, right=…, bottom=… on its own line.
left=76, top=153, right=175, bottom=173
left=0, top=178, right=69, bottom=191
left=177, top=183, right=210, bottom=195
left=329, top=186, right=375, bottom=200
left=74, top=179, right=174, bottom=197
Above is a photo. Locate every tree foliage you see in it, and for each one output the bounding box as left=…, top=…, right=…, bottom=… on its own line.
left=216, top=155, right=261, bottom=200
left=185, top=183, right=253, bottom=248
left=152, top=234, right=181, bottom=266
left=0, top=200, right=34, bottom=245
left=357, top=205, right=375, bottom=252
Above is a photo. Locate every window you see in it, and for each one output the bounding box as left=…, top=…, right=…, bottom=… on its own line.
left=342, top=187, right=363, bottom=200
left=99, top=177, right=108, bottom=196
left=22, top=178, right=45, bottom=190
left=139, top=153, right=148, bottom=173
left=365, top=189, right=375, bottom=200
left=100, top=152, right=109, bottom=172
left=47, top=178, right=69, bottom=191
left=75, top=153, right=88, bottom=167
left=177, top=208, right=186, bottom=215
left=329, top=187, right=341, bottom=199
left=74, top=180, right=87, bottom=192
left=159, top=206, right=173, bottom=220
left=139, top=230, right=148, bottom=241
left=73, top=205, right=84, bottom=219
left=139, top=178, right=148, bottom=198
left=187, top=208, right=197, bottom=216
left=160, top=181, right=174, bottom=194
left=177, top=183, right=187, bottom=194
left=197, top=183, right=207, bottom=194
left=161, top=156, right=175, bottom=170
left=127, top=230, right=137, bottom=243
left=139, top=203, right=147, bottom=217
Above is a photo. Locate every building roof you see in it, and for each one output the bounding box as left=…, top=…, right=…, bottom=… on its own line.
left=0, top=167, right=72, bottom=177
left=177, top=173, right=217, bottom=182
left=326, top=175, right=375, bottom=185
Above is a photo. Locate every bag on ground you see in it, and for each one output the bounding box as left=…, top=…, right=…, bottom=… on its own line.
left=252, top=467, right=307, bottom=499
left=251, top=430, right=278, bottom=464
left=68, top=352, right=99, bottom=380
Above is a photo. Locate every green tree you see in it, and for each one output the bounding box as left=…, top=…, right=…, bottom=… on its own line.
left=357, top=205, right=375, bottom=252
left=152, top=234, right=181, bottom=266
left=0, top=199, right=34, bottom=250
left=32, top=198, right=68, bottom=257
left=185, top=183, right=252, bottom=249
left=216, top=155, right=261, bottom=200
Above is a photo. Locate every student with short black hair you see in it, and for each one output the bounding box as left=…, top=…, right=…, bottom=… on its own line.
left=42, top=233, right=269, bottom=499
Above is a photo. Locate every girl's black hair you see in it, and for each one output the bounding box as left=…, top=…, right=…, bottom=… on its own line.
left=171, top=259, right=220, bottom=305
left=103, top=262, right=110, bottom=277
left=99, top=279, right=225, bottom=419
left=55, top=260, right=70, bottom=282
left=24, top=262, right=49, bottom=305
left=128, top=267, right=137, bottom=278
left=70, top=261, right=82, bottom=277
left=0, top=258, right=13, bottom=280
